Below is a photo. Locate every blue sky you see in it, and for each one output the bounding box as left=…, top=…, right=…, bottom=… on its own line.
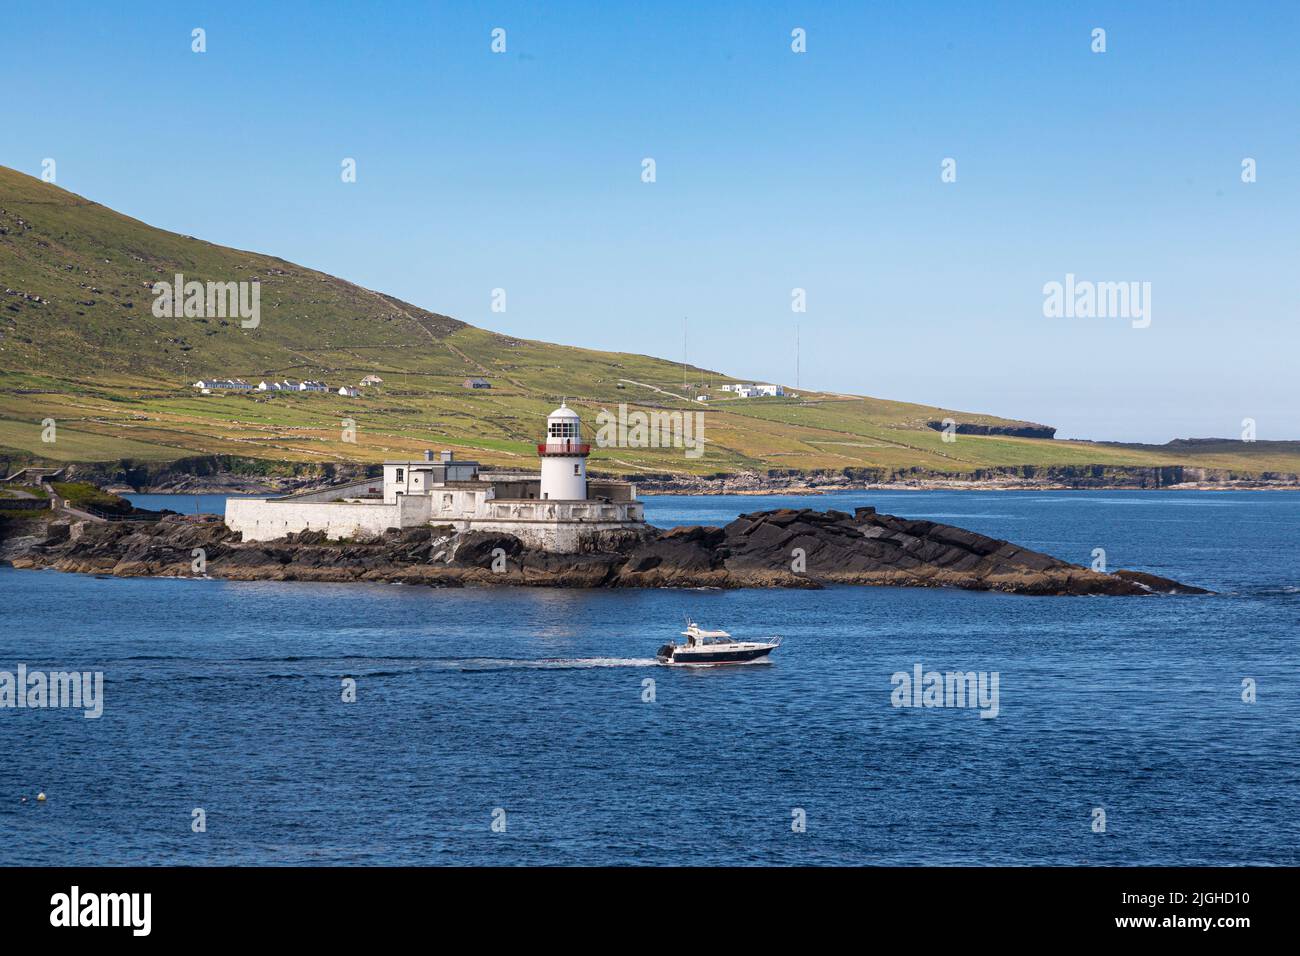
left=3, top=1, right=1296, bottom=441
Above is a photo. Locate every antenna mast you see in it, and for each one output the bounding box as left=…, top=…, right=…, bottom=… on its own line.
left=683, top=316, right=688, bottom=389
left=796, top=321, right=801, bottom=389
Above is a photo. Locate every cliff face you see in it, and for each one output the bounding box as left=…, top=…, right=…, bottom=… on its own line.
left=2, top=451, right=1294, bottom=496
left=632, top=463, right=1300, bottom=493
left=3, top=507, right=1208, bottom=596
left=0, top=455, right=382, bottom=495
left=926, top=421, right=1057, bottom=440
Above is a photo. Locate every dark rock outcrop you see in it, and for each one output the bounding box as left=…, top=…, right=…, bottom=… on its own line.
left=684, top=507, right=1207, bottom=595
left=2, top=508, right=1209, bottom=596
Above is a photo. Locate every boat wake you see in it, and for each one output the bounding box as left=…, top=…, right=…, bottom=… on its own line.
left=1237, top=585, right=1300, bottom=597
left=102, top=654, right=667, bottom=682
left=458, top=657, right=661, bottom=673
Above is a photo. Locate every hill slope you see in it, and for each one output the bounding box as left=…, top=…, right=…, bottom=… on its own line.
left=2, top=164, right=1297, bottom=481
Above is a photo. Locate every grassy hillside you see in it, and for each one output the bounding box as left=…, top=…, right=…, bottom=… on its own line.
left=2, top=164, right=1297, bottom=479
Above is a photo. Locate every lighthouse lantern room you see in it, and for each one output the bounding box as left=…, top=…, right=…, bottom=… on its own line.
left=538, top=402, right=590, bottom=500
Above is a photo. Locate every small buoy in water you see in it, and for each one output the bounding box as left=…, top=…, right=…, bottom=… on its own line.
left=36, top=792, right=46, bottom=802
left=20, top=796, right=27, bottom=803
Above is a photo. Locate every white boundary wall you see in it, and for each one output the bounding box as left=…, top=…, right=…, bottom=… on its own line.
left=468, top=499, right=645, bottom=552
left=226, top=495, right=432, bottom=542
left=225, top=494, right=645, bottom=551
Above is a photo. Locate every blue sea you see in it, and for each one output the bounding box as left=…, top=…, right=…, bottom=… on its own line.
left=1, top=490, right=1297, bottom=865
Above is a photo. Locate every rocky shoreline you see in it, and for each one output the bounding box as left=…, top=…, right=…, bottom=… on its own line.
left=2, top=506, right=1210, bottom=596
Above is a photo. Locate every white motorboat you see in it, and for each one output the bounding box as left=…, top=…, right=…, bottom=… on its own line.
left=657, top=618, right=781, bottom=665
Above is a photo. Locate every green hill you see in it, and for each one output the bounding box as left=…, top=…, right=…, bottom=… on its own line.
left=2, top=164, right=1297, bottom=480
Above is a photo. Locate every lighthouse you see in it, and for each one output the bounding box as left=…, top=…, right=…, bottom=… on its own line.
left=538, top=402, right=589, bottom=500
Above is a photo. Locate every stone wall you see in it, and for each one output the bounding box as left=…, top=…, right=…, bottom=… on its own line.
left=485, top=478, right=540, bottom=499
left=226, top=495, right=431, bottom=542
left=480, top=499, right=643, bottom=523
left=428, top=487, right=490, bottom=521
left=466, top=516, right=648, bottom=553
left=469, top=499, right=647, bottom=552
left=269, top=478, right=384, bottom=503
left=587, top=479, right=636, bottom=502
left=0, top=497, right=50, bottom=511
left=224, top=492, right=647, bottom=551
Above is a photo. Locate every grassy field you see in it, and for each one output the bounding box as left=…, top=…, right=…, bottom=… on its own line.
left=49, top=480, right=131, bottom=513
left=2, top=164, right=1297, bottom=479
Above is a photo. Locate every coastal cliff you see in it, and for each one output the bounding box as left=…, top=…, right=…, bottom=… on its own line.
left=1, top=507, right=1208, bottom=596
left=4, top=454, right=1298, bottom=498
left=630, top=464, right=1300, bottom=493
left=926, top=421, right=1057, bottom=440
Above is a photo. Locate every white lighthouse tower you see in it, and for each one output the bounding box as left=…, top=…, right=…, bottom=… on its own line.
left=538, top=402, right=589, bottom=500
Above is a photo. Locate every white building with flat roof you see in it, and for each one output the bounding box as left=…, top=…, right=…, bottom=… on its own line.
left=720, top=382, right=782, bottom=397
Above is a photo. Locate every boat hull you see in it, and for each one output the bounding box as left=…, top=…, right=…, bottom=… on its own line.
left=660, top=645, right=776, bottom=665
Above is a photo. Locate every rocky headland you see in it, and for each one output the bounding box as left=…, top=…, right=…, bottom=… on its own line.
left=630, top=464, right=1300, bottom=494
left=1, top=506, right=1209, bottom=596
left=926, top=421, right=1058, bottom=440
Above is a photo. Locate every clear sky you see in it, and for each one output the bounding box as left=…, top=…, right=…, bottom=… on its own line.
left=3, top=1, right=1296, bottom=441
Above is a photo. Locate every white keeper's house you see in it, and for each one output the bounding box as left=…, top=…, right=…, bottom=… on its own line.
left=224, top=403, right=646, bottom=552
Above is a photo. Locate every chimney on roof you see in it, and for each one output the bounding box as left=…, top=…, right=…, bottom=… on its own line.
left=440, top=450, right=453, bottom=462
left=423, top=449, right=433, bottom=462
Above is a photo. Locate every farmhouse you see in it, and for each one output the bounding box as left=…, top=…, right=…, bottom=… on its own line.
left=463, top=377, right=491, bottom=389
left=360, top=375, right=384, bottom=386
left=225, top=404, right=646, bottom=553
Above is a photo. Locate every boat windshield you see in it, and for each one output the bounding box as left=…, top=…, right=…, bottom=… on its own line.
left=682, top=625, right=732, bottom=642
